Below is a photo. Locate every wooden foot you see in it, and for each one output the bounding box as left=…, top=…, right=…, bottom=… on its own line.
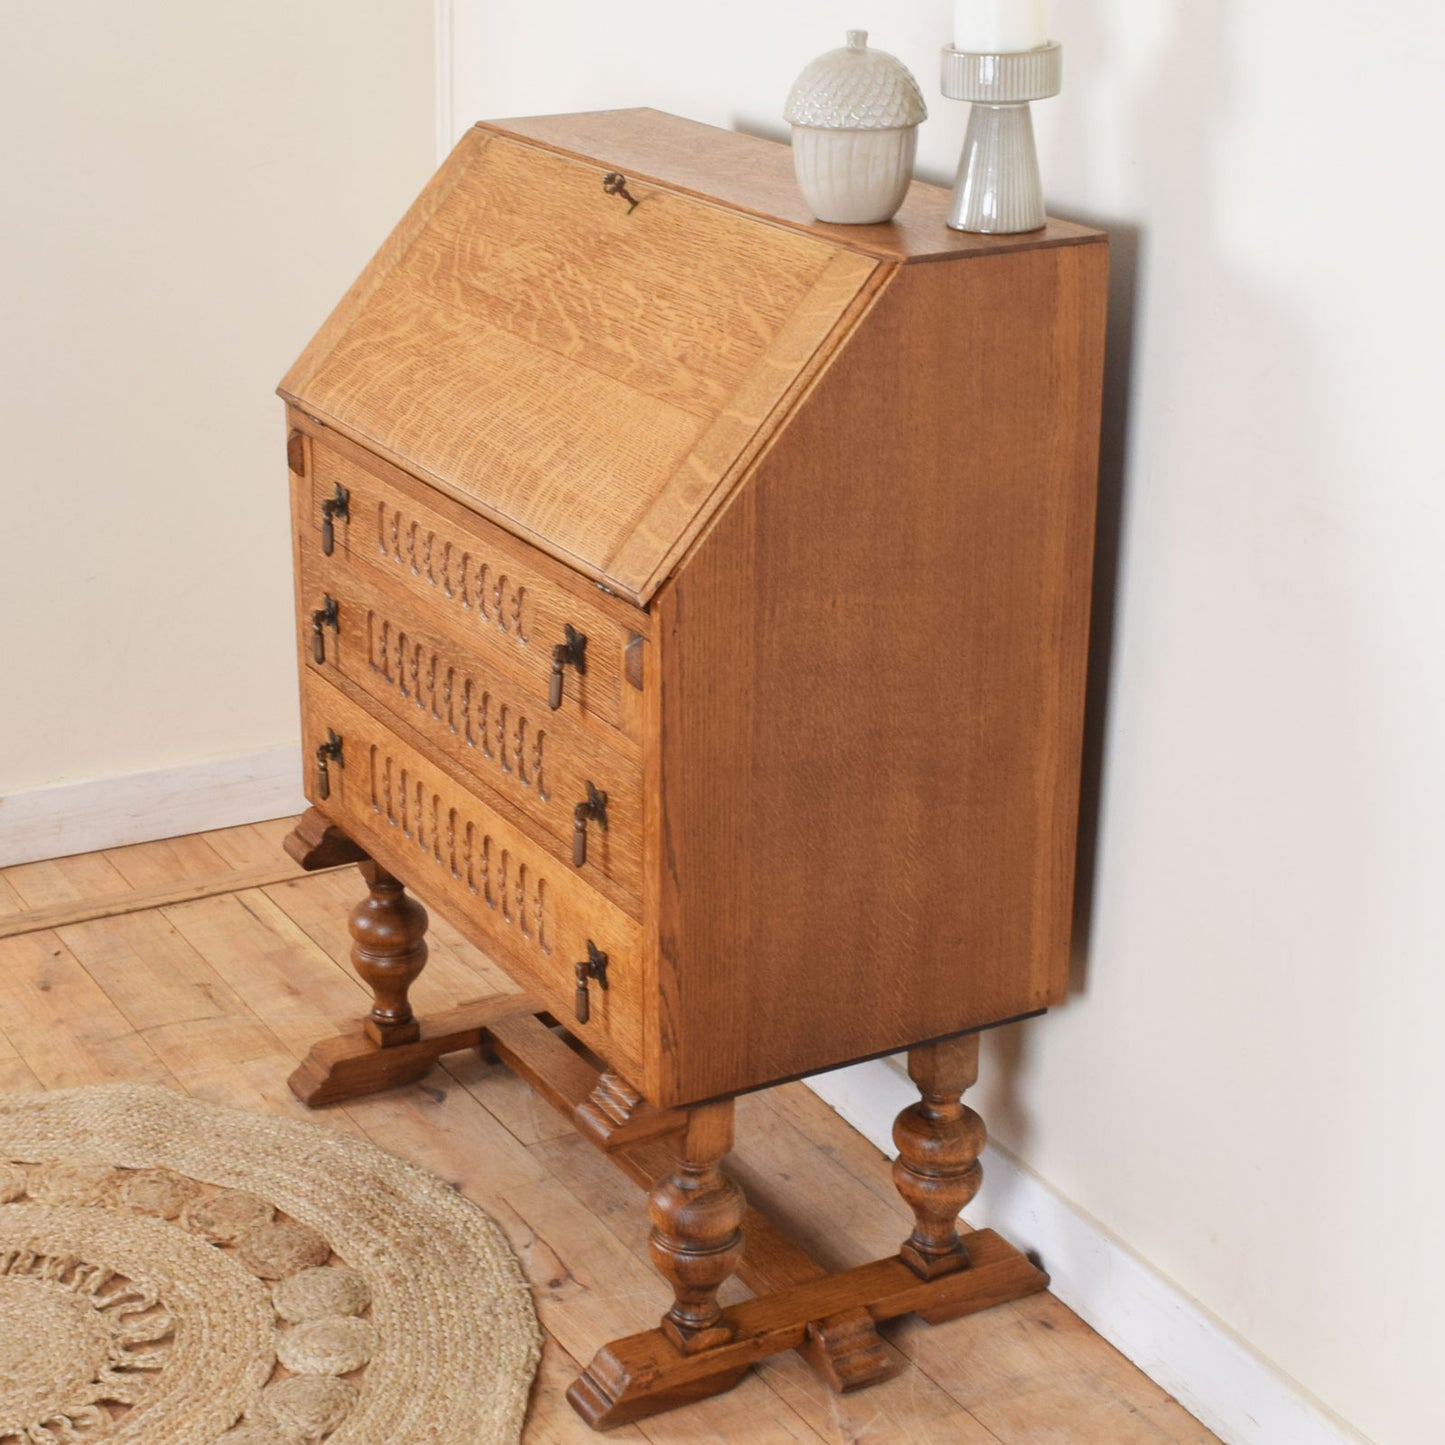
left=799, top=1307, right=899, bottom=1392
left=283, top=807, right=368, bottom=871
left=647, top=1100, right=745, bottom=1354
left=574, top=1072, right=688, bottom=1152
left=283, top=817, right=453, bottom=1106
left=567, top=1354, right=749, bottom=1431
left=350, top=860, right=428, bottom=1047
left=568, top=1232, right=1047, bottom=1429
left=288, top=994, right=534, bottom=1105
left=893, top=1034, right=986, bottom=1279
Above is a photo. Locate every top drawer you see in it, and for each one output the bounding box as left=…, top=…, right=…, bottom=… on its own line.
left=304, top=439, right=648, bottom=747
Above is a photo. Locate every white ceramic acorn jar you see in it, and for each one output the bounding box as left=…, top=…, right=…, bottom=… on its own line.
left=784, top=30, right=927, bottom=225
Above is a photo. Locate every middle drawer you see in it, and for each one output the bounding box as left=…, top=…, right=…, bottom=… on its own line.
left=301, top=546, right=644, bottom=914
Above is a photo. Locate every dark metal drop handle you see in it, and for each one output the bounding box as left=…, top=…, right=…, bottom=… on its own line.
left=320, top=482, right=349, bottom=556
left=311, top=595, right=339, bottom=663
left=574, top=961, right=591, bottom=1025
left=315, top=730, right=342, bottom=800
left=573, top=941, right=609, bottom=1026
left=549, top=623, right=588, bottom=710
left=572, top=781, right=608, bottom=867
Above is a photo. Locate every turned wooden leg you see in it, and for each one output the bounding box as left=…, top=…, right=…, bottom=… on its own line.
left=648, top=1099, right=745, bottom=1354
left=893, top=1034, right=986, bottom=1280
left=285, top=818, right=543, bottom=1108
left=351, top=860, right=428, bottom=1047
left=564, top=1023, right=1043, bottom=1429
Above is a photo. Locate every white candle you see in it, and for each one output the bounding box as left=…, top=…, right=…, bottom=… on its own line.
left=953, top=0, right=1046, bottom=53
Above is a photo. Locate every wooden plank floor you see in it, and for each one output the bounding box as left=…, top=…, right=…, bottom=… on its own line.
left=0, top=819, right=1220, bottom=1444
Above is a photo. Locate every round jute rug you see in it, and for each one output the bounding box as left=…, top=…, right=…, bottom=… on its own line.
left=0, top=1083, right=540, bottom=1444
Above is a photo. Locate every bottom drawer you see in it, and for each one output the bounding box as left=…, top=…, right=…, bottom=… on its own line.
left=301, top=673, right=645, bottom=1077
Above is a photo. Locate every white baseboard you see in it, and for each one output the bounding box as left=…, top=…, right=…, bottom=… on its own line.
left=0, top=746, right=305, bottom=867
left=807, top=1059, right=1368, bottom=1445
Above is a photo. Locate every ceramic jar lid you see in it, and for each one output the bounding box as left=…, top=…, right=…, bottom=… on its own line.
left=784, top=30, right=928, bottom=131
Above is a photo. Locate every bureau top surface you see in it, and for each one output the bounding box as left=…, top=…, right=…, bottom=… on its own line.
left=493, top=109, right=1100, bottom=264
left=280, top=109, right=1101, bottom=605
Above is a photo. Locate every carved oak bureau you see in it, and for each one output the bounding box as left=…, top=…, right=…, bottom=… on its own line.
left=277, top=108, right=1106, bottom=1427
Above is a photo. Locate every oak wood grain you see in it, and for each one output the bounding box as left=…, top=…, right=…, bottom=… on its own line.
left=573, top=1072, right=687, bottom=1153
left=605, top=250, right=884, bottom=602
left=486, top=108, right=1100, bottom=264
left=0, top=860, right=318, bottom=941
left=283, top=807, right=368, bottom=871
left=279, top=131, right=875, bottom=605
left=260, top=866, right=518, bottom=1024
left=569, top=1231, right=1048, bottom=1428
left=300, top=674, right=646, bottom=1079
left=279, top=131, right=486, bottom=405
left=650, top=238, right=1107, bottom=1104
left=299, top=433, right=649, bottom=746
left=288, top=993, right=533, bottom=1107
left=299, top=522, right=645, bottom=913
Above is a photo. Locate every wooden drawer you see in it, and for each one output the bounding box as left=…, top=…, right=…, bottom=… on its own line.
left=298, top=518, right=644, bottom=915
left=301, top=674, right=645, bottom=1077
left=304, top=439, right=648, bottom=746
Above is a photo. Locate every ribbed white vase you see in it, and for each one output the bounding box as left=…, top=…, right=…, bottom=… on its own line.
left=952, top=104, right=1041, bottom=233
left=941, top=42, right=1062, bottom=234
left=790, top=125, right=919, bottom=225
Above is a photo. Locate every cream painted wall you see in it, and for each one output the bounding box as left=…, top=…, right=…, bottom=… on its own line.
left=0, top=1, right=435, bottom=793
left=457, top=5, right=1441, bottom=1444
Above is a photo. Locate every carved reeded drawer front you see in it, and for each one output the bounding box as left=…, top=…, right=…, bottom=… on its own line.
left=306, top=442, right=647, bottom=747
left=301, top=673, right=645, bottom=1076
left=299, top=541, right=644, bottom=914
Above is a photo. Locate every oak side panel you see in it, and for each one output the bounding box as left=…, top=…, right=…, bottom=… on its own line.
left=649, top=240, right=1108, bottom=1106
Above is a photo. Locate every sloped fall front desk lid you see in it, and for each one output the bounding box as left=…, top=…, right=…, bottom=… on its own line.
left=279, top=116, right=880, bottom=606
